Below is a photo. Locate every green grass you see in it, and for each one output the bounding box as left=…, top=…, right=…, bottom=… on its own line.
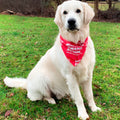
left=0, top=15, right=120, bottom=120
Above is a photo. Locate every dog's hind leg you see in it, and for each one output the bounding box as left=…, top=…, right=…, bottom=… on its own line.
left=44, top=90, right=56, bottom=104
left=27, top=91, right=43, bottom=101
left=27, top=89, right=56, bottom=104
left=44, top=97, right=56, bottom=104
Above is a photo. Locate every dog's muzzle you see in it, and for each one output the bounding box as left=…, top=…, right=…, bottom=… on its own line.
left=67, top=18, right=79, bottom=31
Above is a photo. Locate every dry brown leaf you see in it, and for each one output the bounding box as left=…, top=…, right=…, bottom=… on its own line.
left=5, top=110, right=12, bottom=117
left=10, top=93, right=14, bottom=97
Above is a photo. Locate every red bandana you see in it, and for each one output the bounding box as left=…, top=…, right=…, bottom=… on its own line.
left=60, top=35, right=88, bottom=66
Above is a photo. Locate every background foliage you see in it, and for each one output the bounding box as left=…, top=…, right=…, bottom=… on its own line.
left=0, top=0, right=120, bottom=22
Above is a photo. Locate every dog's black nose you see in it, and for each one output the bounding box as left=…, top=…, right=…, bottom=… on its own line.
left=68, top=19, right=76, bottom=26
left=68, top=19, right=76, bottom=31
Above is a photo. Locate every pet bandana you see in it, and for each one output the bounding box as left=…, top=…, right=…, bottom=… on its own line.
left=60, top=35, right=88, bottom=66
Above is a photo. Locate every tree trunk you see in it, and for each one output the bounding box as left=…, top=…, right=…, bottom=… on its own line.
left=82, top=0, right=86, bottom=2
left=106, top=0, right=112, bottom=9
left=108, top=0, right=112, bottom=9
left=94, top=0, right=99, bottom=18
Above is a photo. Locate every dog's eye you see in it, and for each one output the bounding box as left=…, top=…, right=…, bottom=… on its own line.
left=63, top=11, right=68, bottom=15
left=76, top=9, right=81, bottom=13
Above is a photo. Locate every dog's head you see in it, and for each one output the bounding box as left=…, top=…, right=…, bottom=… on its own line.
left=54, top=0, right=95, bottom=32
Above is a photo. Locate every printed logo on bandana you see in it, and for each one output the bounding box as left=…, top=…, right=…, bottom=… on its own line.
left=60, top=35, right=88, bottom=66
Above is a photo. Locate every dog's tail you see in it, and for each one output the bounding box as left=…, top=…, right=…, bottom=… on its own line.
left=4, top=76, right=27, bottom=89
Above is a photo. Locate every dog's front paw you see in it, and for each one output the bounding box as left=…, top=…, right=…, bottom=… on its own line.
left=91, top=106, right=101, bottom=112
left=78, top=112, right=89, bottom=120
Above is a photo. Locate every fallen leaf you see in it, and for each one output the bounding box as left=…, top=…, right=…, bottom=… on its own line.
left=25, top=113, right=28, bottom=116
left=25, top=55, right=28, bottom=58
left=102, top=103, right=106, bottom=106
left=3, top=103, right=6, bottom=106
left=47, top=108, right=51, bottom=113
left=10, top=93, right=14, bottom=97
left=6, top=92, right=14, bottom=98
left=115, top=92, right=120, bottom=96
left=34, top=41, right=38, bottom=45
left=95, top=66, right=98, bottom=69
left=0, top=46, right=4, bottom=49
left=117, top=37, right=120, bottom=39
left=93, top=84, right=101, bottom=89
left=8, top=43, right=12, bottom=45
left=5, top=110, right=12, bottom=117
left=117, top=25, right=119, bottom=28
left=34, top=55, right=38, bottom=59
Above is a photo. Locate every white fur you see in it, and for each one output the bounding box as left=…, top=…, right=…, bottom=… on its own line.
left=4, top=0, right=101, bottom=119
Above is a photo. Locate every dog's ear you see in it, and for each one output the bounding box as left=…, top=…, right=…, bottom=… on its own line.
left=81, top=2, right=95, bottom=25
left=54, top=5, right=62, bottom=27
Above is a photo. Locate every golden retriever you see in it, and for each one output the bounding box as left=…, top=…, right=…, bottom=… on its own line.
left=4, top=0, right=101, bottom=119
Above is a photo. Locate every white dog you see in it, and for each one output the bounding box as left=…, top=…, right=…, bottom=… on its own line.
left=4, top=0, right=101, bottom=119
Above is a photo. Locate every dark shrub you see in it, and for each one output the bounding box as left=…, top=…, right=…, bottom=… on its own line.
left=98, top=8, right=120, bottom=22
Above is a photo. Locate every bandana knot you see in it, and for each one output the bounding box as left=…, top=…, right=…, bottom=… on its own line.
left=60, top=35, right=88, bottom=66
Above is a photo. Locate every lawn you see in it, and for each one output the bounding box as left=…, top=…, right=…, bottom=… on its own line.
left=0, top=15, right=120, bottom=120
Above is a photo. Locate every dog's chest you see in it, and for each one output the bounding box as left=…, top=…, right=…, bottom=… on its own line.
left=73, top=60, right=89, bottom=83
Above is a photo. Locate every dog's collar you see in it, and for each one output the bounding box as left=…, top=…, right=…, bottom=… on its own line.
left=60, top=35, right=88, bottom=66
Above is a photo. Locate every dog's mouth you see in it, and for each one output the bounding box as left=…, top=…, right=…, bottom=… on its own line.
left=67, top=28, right=79, bottom=32
left=67, top=25, right=79, bottom=32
